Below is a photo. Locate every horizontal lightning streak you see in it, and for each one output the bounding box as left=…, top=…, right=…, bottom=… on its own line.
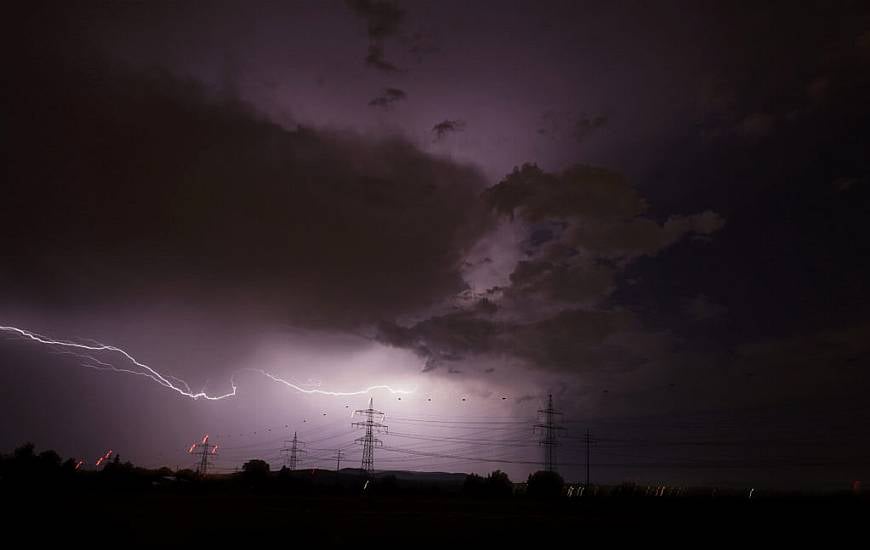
left=254, top=369, right=415, bottom=397
left=0, top=325, right=416, bottom=401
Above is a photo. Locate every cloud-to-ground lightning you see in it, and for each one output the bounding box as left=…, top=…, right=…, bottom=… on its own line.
left=1, top=325, right=416, bottom=400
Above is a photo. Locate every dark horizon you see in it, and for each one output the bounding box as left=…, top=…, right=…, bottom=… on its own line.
left=2, top=1, right=869, bottom=492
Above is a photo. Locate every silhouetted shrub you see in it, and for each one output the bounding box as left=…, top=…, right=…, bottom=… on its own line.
left=241, top=459, right=271, bottom=485
left=463, top=470, right=514, bottom=498
left=526, top=470, right=563, bottom=498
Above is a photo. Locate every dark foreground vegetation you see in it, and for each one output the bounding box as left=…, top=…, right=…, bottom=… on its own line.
left=2, top=443, right=866, bottom=543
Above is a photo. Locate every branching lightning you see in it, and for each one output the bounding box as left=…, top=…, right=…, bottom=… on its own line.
left=0, top=324, right=416, bottom=401
left=0, top=325, right=237, bottom=400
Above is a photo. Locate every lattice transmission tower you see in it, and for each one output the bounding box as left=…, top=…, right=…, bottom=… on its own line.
left=281, top=431, right=306, bottom=471
left=187, top=434, right=218, bottom=475
left=352, top=397, right=388, bottom=474
left=534, top=394, right=564, bottom=473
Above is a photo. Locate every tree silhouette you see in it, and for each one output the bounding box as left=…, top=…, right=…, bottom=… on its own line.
left=13, top=442, right=35, bottom=461
left=242, top=459, right=270, bottom=479
left=463, top=470, right=513, bottom=498
left=526, top=470, right=564, bottom=498
left=486, top=470, right=513, bottom=497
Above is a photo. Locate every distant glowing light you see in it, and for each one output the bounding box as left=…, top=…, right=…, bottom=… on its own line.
left=95, top=450, right=113, bottom=467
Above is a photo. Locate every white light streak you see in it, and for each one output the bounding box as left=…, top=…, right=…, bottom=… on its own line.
left=1, top=324, right=416, bottom=401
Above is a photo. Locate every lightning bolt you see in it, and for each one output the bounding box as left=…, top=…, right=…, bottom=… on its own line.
left=0, top=325, right=237, bottom=400
left=0, top=324, right=415, bottom=400
left=254, top=369, right=415, bottom=397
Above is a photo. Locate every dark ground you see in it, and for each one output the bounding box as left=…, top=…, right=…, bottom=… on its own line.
left=4, top=491, right=867, bottom=544
left=2, top=449, right=865, bottom=544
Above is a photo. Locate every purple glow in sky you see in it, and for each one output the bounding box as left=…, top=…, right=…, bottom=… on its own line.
left=2, top=1, right=870, bottom=488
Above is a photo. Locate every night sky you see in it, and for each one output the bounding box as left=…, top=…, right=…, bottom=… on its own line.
left=2, top=1, right=869, bottom=489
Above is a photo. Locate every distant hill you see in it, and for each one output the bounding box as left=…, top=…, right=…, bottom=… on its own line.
left=371, top=469, right=467, bottom=485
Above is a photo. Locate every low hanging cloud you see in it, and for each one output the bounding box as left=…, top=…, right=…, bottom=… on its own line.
left=432, top=119, right=466, bottom=141
left=404, top=30, right=440, bottom=63
left=365, top=43, right=403, bottom=73
left=368, top=87, right=407, bottom=109
left=538, top=110, right=609, bottom=144
left=683, top=294, right=728, bottom=322
left=346, top=0, right=405, bottom=72
left=573, top=114, right=609, bottom=143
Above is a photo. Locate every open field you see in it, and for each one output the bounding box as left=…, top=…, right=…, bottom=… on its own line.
left=4, top=485, right=867, bottom=544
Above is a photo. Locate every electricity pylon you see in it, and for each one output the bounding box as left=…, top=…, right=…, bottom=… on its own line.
left=534, top=394, right=564, bottom=473
left=188, top=434, right=218, bottom=475
left=281, top=431, right=306, bottom=471
left=352, top=397, right=387, bottom=474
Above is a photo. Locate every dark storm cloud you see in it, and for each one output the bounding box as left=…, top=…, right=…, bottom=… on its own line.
left=738, top=324, right=870, bottom=378
left=368, top=87, right=407, bottom=109
left=365, top=42, right=403, bottom=73
left=432, top=119, right=466, bottom=141
left=537, top=111, right=608, bottom=144
left=379, top=305, right=501, bottom=372
left=379, top=301, right=670, bottom=375
left=507, top=259, right=615, bottom=306
left=682, top=294, right=727, bottom=322
left=346, top=0, right=405, bottom=72
left=403, top=30, right=440, bottom=64
left=484, top=164, right=724, bottom=262
left=573, top=114, right=609, bottom=143
left=346, top=0, right=403, bottom=39
left=1, top=51, right=490, bottom=329
left=690, top=8, right=870, bottom=146
left=379, top=163, right=723, bottom=375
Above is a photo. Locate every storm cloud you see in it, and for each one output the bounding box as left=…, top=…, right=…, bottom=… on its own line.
left=432, top=119, right=466, bottom=141
left=378, top=163, right=724, bottom=377
left=368, top=87, right=407, bottom=109
left=2, top=51, right=490, bottom=331
left=346, top=0, right=405, bottom=72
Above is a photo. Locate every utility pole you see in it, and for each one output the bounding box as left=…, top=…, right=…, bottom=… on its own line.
left=585, top=429, right=591, bottom=486
left=187, top=434, right=218, bottom=476
left=281, top=431, right=306, bottom=471
left=534, top=394, right=564, bottom=473
left=352, top=397, right=387, bottom=474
